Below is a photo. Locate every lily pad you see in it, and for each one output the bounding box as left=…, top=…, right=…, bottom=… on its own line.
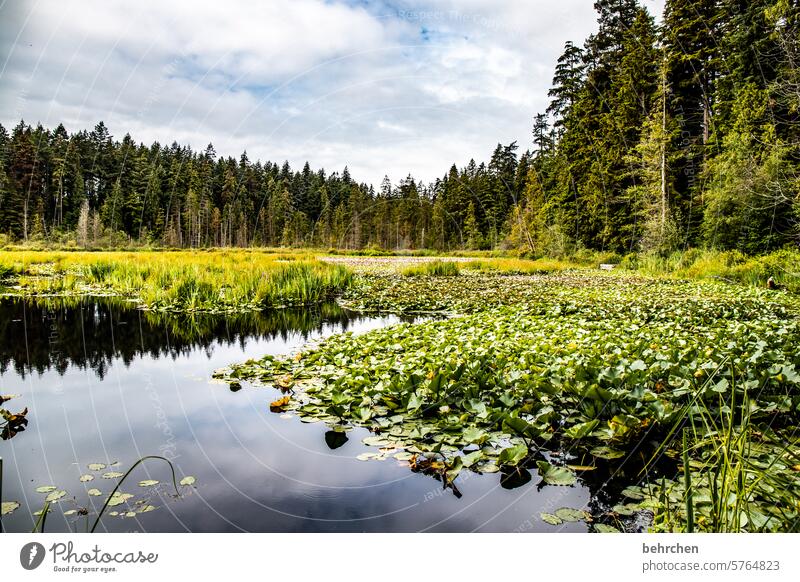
left=540, top=512, right=562, bottom=525
left=555, top=507, right=590, bottom=522
left=45, top=490, right=67, bottom=502
left=102, top=471, right=124, bottom=479
left=88, top=463, right=106, bottom=471
left=107, top=492, right=134, bottom=507
left=536, top=461, right=577, bottom=486
left=87, top=488, right=103, bottom=496
left=79, top=474, right=94, bottom=482
left=35, top=485, right=57, bottom=493
left=138, top=480, right=159, bottom=487
left=179, top=476, right=196, bottom=486
left=590, top=446, right=626, bottom=460
left=1, top=501, right=20, bottom=515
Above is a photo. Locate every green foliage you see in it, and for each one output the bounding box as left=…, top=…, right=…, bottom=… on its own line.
left=219, top=267, right=800, bottom=530
left=401, top=260, right=460, bottom=277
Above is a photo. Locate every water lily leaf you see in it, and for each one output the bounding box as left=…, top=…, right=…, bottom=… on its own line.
left=463, top=426, right=489, bottom=445
left=356, top=452, right=378, bottom=461
left=394, top=452, right=414, bottom=461
left=107, top=492, right=134, bottom=507
left=35, top=485, right=57, bottom=493
left=102, top=471, right=124, bottom=479
left=63, top=509, right=78, bottom=516
left=536, top=461, right=577, bottom=486
left=594, top=524, right=621, bottom=533
left=124, top=511, right=137, bottom=518
left=87, top=488, right=102, bottom=496
left=497, top=443, right=528, bottom=467
left=179, top=476, right=196, bottom=486
left=461, top=450, right=484, bottom=467
left=88, top=463, right=106, bottom=471
left=269, top=395, right=291, bottom=412
left=139, top=505, right=157, bottom=513
left=1, top=501, right=20, bottom=515
left=555, top=507, right=589, bottom=522
left=564, top=419, right=600, bottom=439
left=79, top=474, right=94, bottom=482
left=540, top=512, right=562, bottom=525
left=590, top=446, right=626, bottom=460
left=45, top=490, right=67, bottom=502
left=138, top=480, right=159, bottom=487
left=363, top=436, right=392, bottom=447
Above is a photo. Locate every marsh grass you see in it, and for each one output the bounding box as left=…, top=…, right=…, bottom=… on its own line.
left=463, top=257, right=578, bottom=274
left=629, top=248, right=800, bottom=292
left=0, top=250, right=352, bottom=313
left=645, top=375, right=800, bottom=532
left=402, top=260, right=461, bottom=277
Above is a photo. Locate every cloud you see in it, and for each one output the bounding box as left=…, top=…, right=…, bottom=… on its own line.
left=0, top=0, right=665, bottom=186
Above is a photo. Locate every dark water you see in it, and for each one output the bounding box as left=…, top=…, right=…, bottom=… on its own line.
left=0, top=298, right=596, bottom=532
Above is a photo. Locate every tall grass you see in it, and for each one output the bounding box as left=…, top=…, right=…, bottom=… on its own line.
left=0, top=250, right=352, bottom=313
left=628, top=248, right=800, bottom=292
left=402, top=260, right=461, bottom=277
left=646, top=376, right=799, bottom=532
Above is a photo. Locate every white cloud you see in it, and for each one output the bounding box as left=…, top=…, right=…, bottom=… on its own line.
left=0, top=0, right=666, bottom=186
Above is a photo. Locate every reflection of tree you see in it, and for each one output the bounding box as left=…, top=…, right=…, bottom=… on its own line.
left=0, top=298, right=375, bottom=379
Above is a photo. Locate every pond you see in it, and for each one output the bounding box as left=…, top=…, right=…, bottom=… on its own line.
left=0, top=298, right=601, bottom=532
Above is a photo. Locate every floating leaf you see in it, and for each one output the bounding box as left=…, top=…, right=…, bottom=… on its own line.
left=45, top=490, right=67, bottom=502
left=540, top=512, right=562, bottom=525
left=79, top=474, right=94, bottom=482
left=555, top=507, right=590, bottom=522
left=497, top=443, right=528, bottom=467
left=88, top=463, right=106, bottom=471
left=138, top=480, right=159, bottom=487
left=1, top=501, right=20, bottom=515
left=35, top=485, right=57, bottom=493
left=179, top=476, right=196, bottom=486
left=590, top=446, right=626, bottom=460
left=594, top=524, right=621, bottom=533
left=63, top=509, right=78, bottom=516
left=87, top=488, right=102, bottom=496
left=107, top=492, right=134, bottom=507
left=269, top=395, right=291, bottom=412
left=102, top=471, right=124, bottom=479
left=536, top=461, right=577, bottom=486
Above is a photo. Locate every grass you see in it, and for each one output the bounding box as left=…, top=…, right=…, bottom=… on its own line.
left=626, top=248, right=800, bottom=292
left=402, top=260, right=461, bottom=277
left=0, top=250, right=353, bottom=313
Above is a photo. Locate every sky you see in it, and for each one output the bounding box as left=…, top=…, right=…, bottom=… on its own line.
left=0, top=0, right=665, bottom=187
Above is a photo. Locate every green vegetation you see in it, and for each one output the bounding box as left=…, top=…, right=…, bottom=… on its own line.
left=0, top=250, right=352, bottom=313
left=219, top=266, right=800, bottom=532
left=5, top=456, right=195, bottom=532
left=402, top=260, right=461, bottom=277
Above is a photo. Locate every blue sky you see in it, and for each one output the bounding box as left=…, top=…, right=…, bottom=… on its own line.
left=0, top=0, right=665, bottom=186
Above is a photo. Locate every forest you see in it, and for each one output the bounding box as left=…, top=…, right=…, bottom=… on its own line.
left=0, top=0, right=798, bottom=256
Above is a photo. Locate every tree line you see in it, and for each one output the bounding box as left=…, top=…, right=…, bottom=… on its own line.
left=0, top=0, right=798, bottom=254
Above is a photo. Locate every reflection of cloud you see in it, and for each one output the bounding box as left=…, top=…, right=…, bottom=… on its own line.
left=0, top=0, right=664, bottom=186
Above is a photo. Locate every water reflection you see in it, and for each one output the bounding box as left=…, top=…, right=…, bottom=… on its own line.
left=0, top=297, right=393, bottom=379
left=0, top=297, right=602, bottom=533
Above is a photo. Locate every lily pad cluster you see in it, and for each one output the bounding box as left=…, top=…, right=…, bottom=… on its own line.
left=219, top=270, right=800, bottom=531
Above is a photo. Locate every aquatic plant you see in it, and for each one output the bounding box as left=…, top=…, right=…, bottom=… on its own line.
left=220, top=271, right=800, bottom=531
left=0, top=250, right=352, bottom=313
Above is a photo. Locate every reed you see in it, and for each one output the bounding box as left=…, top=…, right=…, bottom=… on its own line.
left=0, top=250, right=352, bottom=313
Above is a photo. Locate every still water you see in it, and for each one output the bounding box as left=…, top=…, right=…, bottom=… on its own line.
left=0, top=298, right=594, bottom=532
